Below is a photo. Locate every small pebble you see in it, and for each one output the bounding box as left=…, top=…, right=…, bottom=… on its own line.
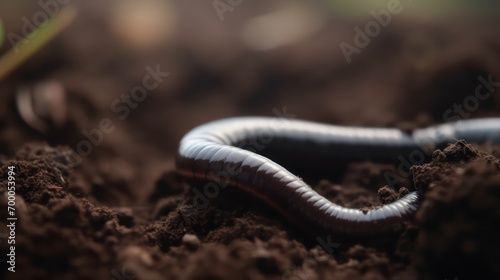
left=182, top=234, right=201, bottom=251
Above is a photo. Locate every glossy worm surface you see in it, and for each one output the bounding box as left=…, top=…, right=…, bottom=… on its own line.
left=175, top=117, right=500, bottom=236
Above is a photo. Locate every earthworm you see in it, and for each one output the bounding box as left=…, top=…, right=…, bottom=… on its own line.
left=175, top=117, right=500, bottom=236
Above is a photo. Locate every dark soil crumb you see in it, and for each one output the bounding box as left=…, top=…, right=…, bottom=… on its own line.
left=378, top=186, right=410, bottom=204
left=0, top=144, right=73, bottom=204
left=413, top=141, right=500, bottom=279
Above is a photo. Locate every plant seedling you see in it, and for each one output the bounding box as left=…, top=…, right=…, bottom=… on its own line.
left=0, top=6, right=77, bottom=81
left=0, top=18, right=4, bottom=47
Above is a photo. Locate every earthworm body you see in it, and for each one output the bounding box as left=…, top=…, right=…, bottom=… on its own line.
left=175, top=117, right=500, bottom=236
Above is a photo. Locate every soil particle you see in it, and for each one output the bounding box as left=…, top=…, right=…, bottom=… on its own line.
left=413, top=141, right=500, bottom=278
left=0, top=144, right=73, bottom=204
left=378, top=186, right=410, bottom=204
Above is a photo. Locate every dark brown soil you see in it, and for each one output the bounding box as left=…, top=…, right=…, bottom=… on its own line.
left=1, top=1, right=500, bottom=280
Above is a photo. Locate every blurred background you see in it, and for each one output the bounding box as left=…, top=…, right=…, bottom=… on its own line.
left=0, top=0, right=500, bottom=203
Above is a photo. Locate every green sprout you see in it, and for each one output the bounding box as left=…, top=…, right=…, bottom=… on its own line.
left=0, top=18, right=4, bottom=48
left=0, top=6, right=77, bottom=81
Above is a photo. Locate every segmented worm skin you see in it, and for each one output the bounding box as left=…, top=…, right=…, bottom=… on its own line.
left=175, top=117, right=500, bottom=236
